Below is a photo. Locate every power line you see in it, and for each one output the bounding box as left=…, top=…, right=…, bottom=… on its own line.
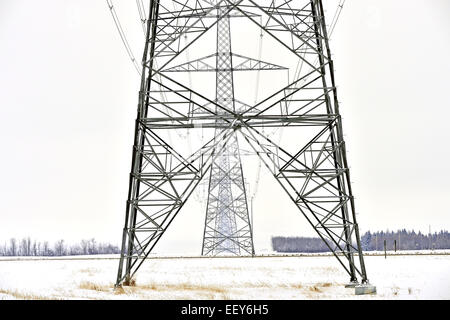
left=329, top=0, right=346, bottom=37
left=106, top=0, right=141, bottom=76
left=136, top=0, right=147, bottom=35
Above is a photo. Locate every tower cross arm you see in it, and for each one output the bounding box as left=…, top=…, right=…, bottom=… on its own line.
left=162, top=53, right=287, bottom=72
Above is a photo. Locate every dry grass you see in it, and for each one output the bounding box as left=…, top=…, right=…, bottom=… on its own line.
left=318, top=282, right=333, bottom=288
left=75, top=268, right=99, bottom=277
left=114, top=286, right=126, bottom=295
left=0, top=288, right=57, bottom=300
left=308, top=286, right=322, bottom=293
left=220, top=293, right=232, bottom=300
left=78, top=281, right=110, bottom=292
left=115, top=280, right=336, bottom=299
left=140, top=282, right=227, bottom=294
left=392, top=286, right=400, bottom=296
left=289, top=283, right=304, bottom=289
left=124, top=278, right=136, bottom=287
left=287, top=282, right=333, bottom=290
left=241, top=280, right=273, bottom=288
left=112, top=281, right=232, bottom=299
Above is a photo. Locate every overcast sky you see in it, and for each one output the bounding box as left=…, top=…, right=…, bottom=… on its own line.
left=0, top=1, right=449, bottom=254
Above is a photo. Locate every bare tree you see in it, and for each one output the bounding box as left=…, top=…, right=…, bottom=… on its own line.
left=54, top=239, right=66, bottom=256
left=20, top=238, right=27, bottom=256
left=26, top=237, right=31, bottom=256
left=32, top=241, right=37, bottom=256
left=0, top=238, right=120, bottom=256
left=88, top=238, right=97, bottom=255
left=9, top=238, right=17, bottom=256
left=43, top=241, right=50, bottom=256
left=81, top=239, right=89, bottom=255
left=0, top=242, right=6, bottom=256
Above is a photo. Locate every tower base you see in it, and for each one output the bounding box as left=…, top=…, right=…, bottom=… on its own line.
left=355, top=284, right=377, bottom=295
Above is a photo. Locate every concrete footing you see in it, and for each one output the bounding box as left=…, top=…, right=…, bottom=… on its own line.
left=355, top=284, right=377, bottom=295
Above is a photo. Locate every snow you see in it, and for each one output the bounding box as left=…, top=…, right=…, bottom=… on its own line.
left=0, top=253, right=449, bottom=299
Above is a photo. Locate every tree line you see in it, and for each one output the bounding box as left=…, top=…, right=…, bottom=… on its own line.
left=272, top=236, right=330, bottom=253
left=360, top=229, right=450, bottom=251
left=0, top=238, right=120, bottom=256
left=272, top=229, right=450, bottom=253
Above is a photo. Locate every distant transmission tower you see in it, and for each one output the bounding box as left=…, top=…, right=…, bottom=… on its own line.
left=114, top=0, right=374, bottom=292
left=202, top=3, right=253, bottom=256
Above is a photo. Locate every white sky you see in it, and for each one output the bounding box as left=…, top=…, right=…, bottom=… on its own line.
left=0, top=1, right=449, bottom=254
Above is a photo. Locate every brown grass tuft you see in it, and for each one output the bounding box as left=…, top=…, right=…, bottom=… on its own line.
left=289, top=283, right=304, bottom=289
left=319, top=282, right=332, bottom=288
left=140, top=283, right=158, bottom=290
left=124, top=278, right=137, bottom=287
left=78, top=281, right=110, bottom=292
left=308, top=286, right=322, bottom=293
left=392, top=286, right=400, bottom=296
left=114, top=286, right=126, bottom=295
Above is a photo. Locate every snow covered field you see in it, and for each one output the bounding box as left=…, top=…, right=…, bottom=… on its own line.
left=0, top=253, right=449, bottom=300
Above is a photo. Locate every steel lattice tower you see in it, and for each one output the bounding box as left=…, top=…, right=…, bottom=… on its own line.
left=115, top=0, right=372, bottom=289
left=202, top=2, right=254, bottom=256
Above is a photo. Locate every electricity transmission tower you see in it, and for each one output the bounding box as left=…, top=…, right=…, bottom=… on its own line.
left=202, top=3, right=255, bottom=256
left=115, top=0, right=373, bottom=291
